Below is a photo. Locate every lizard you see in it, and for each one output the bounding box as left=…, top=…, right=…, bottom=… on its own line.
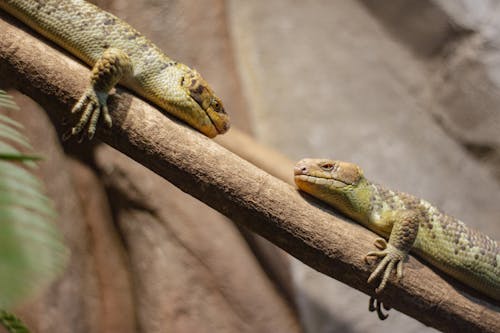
left=294, top=158, right=500, bottom=319
left=0, top=0, right=230, bottom=140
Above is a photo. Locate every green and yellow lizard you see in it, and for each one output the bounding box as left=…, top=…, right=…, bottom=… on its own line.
left=0, top=0, right=230, bottom=139
left=294, top=158, right=499, bottom=319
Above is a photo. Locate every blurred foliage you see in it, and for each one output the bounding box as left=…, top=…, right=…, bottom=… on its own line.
left=0, top=310, right=29, bottom=333
left=0, top=90, right=68, bottom=332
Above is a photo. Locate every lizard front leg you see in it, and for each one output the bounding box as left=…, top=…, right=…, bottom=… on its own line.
left=364, top=210, right=420, bottom=319
left=365, top=210, right=420, bottom=293
left=64, top=48, right=133, bottom=140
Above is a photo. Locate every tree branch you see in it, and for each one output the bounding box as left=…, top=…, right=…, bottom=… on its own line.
left=0, top=13, right=498, bottom=332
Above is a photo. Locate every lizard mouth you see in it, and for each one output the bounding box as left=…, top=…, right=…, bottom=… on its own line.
left=183, top=73, right=230, bottom=136
left=206, top=107, right=230, bottom=134
left=294, top=174, right=349, bottom=188
left=193, top=106, right=229, bottom=138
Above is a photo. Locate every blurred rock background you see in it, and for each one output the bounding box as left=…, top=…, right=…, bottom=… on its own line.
left=2, top=0, right=499, bottom=332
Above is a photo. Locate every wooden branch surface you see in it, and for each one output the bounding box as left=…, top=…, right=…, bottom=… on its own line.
left=0, top=13, right=498, bottom=332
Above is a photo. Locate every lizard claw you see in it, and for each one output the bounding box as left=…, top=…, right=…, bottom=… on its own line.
left=365, top=241, right=406, bottom=293
left=369, top=297, right=391, bottom=320
left=63, top=88, right=110, bottom=141
left=373, top=237, right=387, bottom=250
left=364, top=238, right=387, bottom=264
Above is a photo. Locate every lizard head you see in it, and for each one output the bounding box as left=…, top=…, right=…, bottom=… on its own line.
left=179, top=70, right=230, bottom=137
left=294, top=159, right=364, bottom=189
left=294, top=158, right=366, bottom=218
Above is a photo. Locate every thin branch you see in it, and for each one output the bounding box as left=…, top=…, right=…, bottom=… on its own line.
left=0, top=13, right=498, bottom=333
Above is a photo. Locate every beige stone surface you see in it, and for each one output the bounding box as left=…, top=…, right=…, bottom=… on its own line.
left=68, top=159, right=136, bottom=333
left=362, top=0, right=500, bottom=182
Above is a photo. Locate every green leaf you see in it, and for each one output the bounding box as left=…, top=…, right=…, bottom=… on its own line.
left=0, top=115, right=23, bottom=129
left=0, top=91, right=20, bottom=111
left=0, top=310, right=30, bottom=333
left=0, top=122, right=33, bottom=149
left=0, top=91, right=67, bottom=309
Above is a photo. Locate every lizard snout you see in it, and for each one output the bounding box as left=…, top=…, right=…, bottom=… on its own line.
left=294, top=164, right=308, bottom=176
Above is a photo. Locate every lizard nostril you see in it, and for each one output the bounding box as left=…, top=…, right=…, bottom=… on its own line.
left=294, top=165, right=307, bottom=175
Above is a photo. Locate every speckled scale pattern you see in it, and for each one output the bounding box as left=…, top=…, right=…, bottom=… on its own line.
left=0, top=0, right=177, bottom=96
left=0, top=0, right=230, bottom=137
left=369, top=182, right=500, bottom=300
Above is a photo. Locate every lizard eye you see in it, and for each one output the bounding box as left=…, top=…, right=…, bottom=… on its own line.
left=320, top=163, right=335, bottom=171
left=211, top=98, right=225, bottom=114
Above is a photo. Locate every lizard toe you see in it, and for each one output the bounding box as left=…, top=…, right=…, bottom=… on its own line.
left=366, top=244, right=407, bottom=293
left=66, top=88, right=109, bottom=140
left=373, top=238, right=387, bottom=250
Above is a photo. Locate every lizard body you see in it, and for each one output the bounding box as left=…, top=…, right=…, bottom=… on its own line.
left=0, top=0, right=230, bottom=139
left=294, top=159, right=499, bottom=317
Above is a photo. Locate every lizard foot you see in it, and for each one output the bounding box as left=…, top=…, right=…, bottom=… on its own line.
left=63, top=88, right=112, bottom=141
left=365, top=238, right=405, bottom=293
left=369, top=296, right=391, bottom=320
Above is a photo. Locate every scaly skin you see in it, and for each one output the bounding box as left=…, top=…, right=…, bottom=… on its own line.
left=294, top=158, right=500, bottom=318
left=0, top=0, right=230, bottom=139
